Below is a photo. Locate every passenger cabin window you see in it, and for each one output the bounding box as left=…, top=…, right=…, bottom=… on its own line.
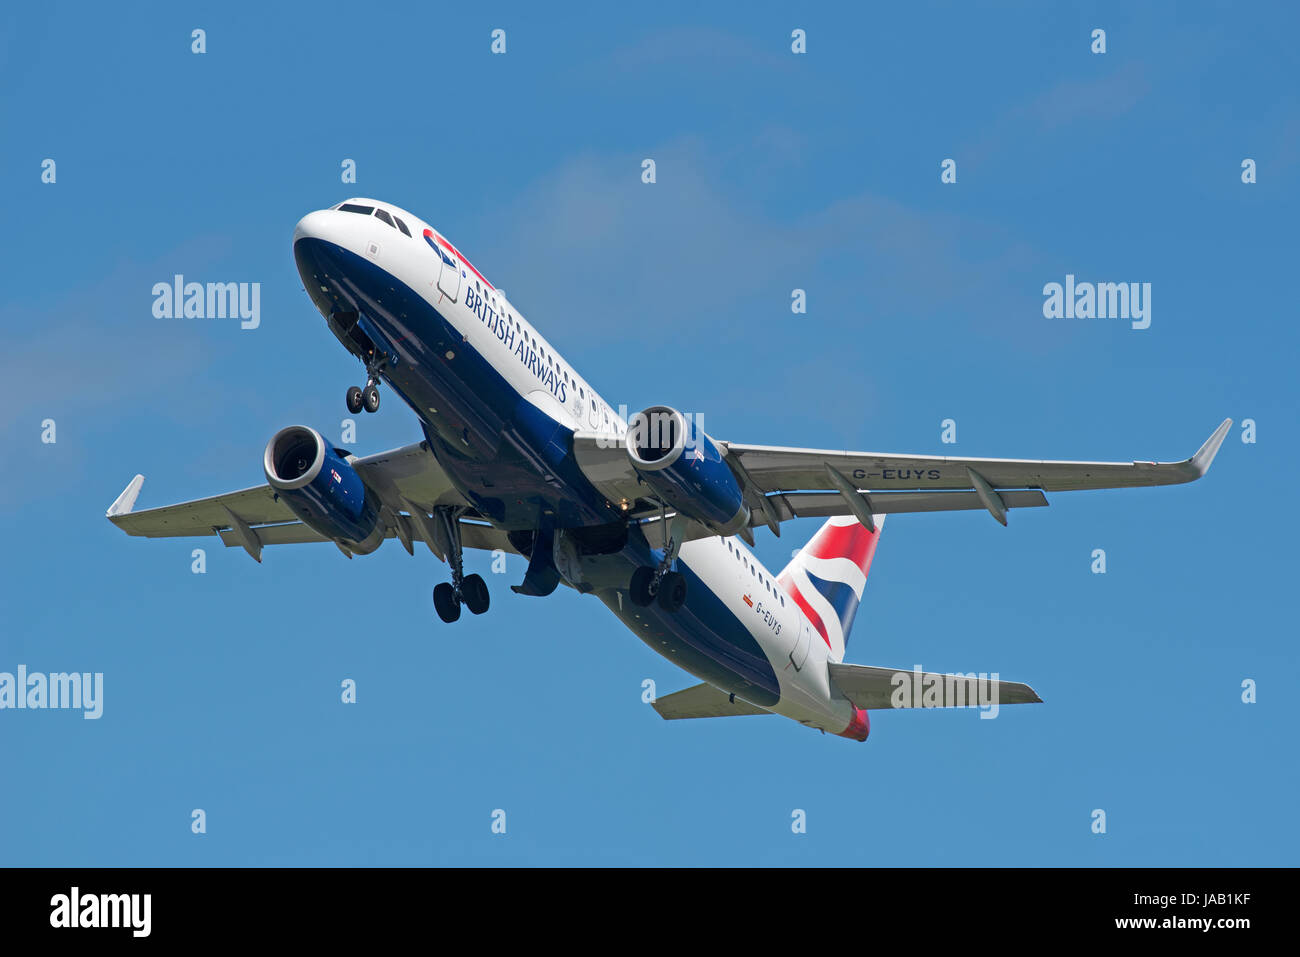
left=339, top=203, right=374, bottom=215
left=374, top=209, right=396, bottom=228
left=393, top=216, right=411, bottom=237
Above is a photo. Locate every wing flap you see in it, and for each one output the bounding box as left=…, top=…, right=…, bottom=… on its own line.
left=218, top=522, right=327, bottom=547
left=765, top=489, right=1049, bottom=521
left=213, top=518, right=518, bottom=553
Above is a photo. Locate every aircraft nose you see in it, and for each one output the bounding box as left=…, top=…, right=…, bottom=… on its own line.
left=293, top=209, right=335, bottom=245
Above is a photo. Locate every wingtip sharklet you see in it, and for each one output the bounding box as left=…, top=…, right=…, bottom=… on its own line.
left=1187, top=418, right=1232, bottom=478
left=106, top=474, right=145, bottom=519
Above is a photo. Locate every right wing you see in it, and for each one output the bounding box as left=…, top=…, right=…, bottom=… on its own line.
left=106, top=441, right=516, bottom=560
left=576, top=418, right=1231, bottom=541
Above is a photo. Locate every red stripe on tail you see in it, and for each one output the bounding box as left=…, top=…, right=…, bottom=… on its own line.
left=805, top=521, right=880, bottom=573
left=780, top=574, right=831, bottom=649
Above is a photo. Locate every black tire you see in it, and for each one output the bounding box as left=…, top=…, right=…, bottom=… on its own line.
left=345, top=386, right=364, bottom=414
left=433, top=582, right=461, bottom=623
left=657, top=571, right=687, bottom=612
left=461, top=573, right=490, bottom=615
left=362, top=385, right=381, bottom=413
left=629, top=566, right=656, bottom=607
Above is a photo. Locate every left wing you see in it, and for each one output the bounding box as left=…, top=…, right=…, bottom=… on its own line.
left=576, top=418, right=1231, bottom=536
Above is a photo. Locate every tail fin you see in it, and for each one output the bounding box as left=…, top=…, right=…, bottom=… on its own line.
left=776, top=515, right=884, bottom=662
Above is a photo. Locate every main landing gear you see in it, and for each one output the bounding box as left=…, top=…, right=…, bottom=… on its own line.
left=630, top=566, right=686, bottom=612
left=431, top=506, right=490, bottom=623
left=629, top=508, right=688, bottom=613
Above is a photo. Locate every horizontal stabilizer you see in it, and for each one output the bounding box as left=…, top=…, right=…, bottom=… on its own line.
left=652, top=683, right=772, bottom=720
left=829, top=663, right=1042, bottom=710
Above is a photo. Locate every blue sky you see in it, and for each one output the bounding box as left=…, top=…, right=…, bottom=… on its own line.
left=2, top=1, right=1296, bottom=865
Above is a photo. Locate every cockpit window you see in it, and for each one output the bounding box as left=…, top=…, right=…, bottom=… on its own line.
left=393, top=216, right=411, bottom=237
left=374, top=209, right=396, bottom=228
left=339, top=203, right=374, bottom=215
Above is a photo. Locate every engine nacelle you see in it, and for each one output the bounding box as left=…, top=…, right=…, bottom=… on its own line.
left=263, top=426, right=385, bottom=554
left=626, top=406, right=749, bottom=536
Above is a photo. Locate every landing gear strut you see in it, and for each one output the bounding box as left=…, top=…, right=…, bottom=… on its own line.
left=346, top=354, right=385, bottom=414
left=629, top=507, right=688, bottom=612
left=431, top=506, right=489, bottom=623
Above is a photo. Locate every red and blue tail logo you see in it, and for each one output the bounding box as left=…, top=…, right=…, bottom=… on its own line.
left=776, top=515, right=884, bottom=662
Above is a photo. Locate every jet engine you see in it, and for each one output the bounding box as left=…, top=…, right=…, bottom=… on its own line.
left=263, top=426, right=385, bottom=554
left=625, top=406, right=749, bottom=536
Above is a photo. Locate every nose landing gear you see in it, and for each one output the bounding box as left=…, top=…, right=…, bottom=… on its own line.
left=345, top=350, right=388, bottom=414
left=345, top=376, right=382, bottom=414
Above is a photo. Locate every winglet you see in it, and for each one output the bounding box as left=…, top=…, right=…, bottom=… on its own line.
left=106, top=475, right=145, bottom=519
left=1187, top=418, right=1232, bottom=479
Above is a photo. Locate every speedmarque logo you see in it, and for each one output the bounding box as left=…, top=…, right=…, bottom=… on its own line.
left=50, top=887, right=151, bottom=937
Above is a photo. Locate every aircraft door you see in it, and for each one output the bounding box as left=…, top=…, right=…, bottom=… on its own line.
left=436, top=245, right=461, bottom=303
left=790, top=618, right=812, bottom=671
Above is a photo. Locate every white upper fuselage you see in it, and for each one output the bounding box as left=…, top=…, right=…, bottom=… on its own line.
left=295, top=199, right=626, bottom=438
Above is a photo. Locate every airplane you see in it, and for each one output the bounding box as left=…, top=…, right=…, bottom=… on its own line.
left=106, top=197, right=1232, bottom=742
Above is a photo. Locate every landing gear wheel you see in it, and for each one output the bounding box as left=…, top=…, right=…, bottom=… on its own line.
left=461, top=573, right=490, bottom=615
left=345, top=386, right=364, bottom=414
left=362, top=385, right=381, bottom=413
left=657, top=571, right=687, bottom=612
left=433, top=582, right=461, bottom=623
left=629, top=566, right=656, bottom=607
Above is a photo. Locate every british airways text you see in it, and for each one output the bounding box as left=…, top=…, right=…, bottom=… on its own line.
left=465, top=286, right=567, bottom=404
